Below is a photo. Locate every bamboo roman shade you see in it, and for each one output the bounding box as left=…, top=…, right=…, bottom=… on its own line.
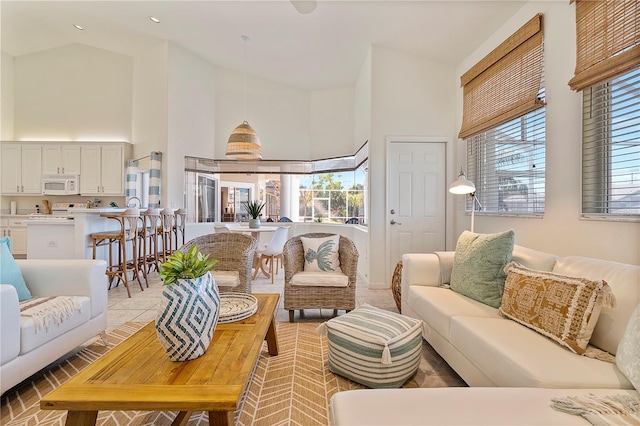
left=459, top=14, right=544, bottom=140
left=569, top=0, right=640, bottom=91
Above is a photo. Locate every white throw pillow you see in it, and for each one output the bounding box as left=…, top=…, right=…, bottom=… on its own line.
left=300, top=235, right=341, bottom=273
left=616, top=304, right=640, bottom=390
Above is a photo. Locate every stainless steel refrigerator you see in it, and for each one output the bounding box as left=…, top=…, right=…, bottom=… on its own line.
left=185, top=173, right=217, bottom=222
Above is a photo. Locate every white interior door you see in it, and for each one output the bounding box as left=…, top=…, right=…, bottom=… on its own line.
left=388, top=140, right=446, bottom=274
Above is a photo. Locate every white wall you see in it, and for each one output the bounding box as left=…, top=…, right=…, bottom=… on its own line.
left=166, top=42, right=217, bottom=208
left=132, top=41, right=168, bottom=161
left=13, top=44, right=132, bottom=141
left=454, top=1, right=639, bottom=265
left=213, top=67, right=310, bottom=160
left=354, top=48, right=372, bottom=151
left=309, top=87, right=355, bottom=159
left=368, top=45, right=457, bottom=287
left=1, top=51, right=15, bottom=140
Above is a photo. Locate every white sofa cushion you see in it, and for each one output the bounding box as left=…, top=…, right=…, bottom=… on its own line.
left=449, top=316, right=633, bottom=389
left=616, top=303, right=640, bottom=390
left=512, top=245, right=558, bottom=271
left=553, top=257, right=640, bottom=355
left=330, top=387, right=640, bottom=426
left=406, top=286, right=496, bottom=340
left=20, top=296, right=91, bottom=354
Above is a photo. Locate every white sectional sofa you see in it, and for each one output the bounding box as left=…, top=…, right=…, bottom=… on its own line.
left=331, top=245, right=639, bottom=425
left=1, top=259, right=108, bottom=395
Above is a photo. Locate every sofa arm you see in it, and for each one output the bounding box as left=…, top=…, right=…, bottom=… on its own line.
left=16, top=259, right=108, bottom=320
left=0, top=285, right=20, bottom=365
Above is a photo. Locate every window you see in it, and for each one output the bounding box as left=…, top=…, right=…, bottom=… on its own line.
left=183, top=143, right=368, bottom=224
left=582, top=67, right=640, bottom=218
left=467, top=107, right=546, bottom=215
left=298, top=163, right=366, bottom=224
left=459, top=14, right=546, bottom=216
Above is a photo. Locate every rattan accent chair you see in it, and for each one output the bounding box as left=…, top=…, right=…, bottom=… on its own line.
left=178, top=233, right=258, bottom=293
left=283, top=233, right=359, bottom=322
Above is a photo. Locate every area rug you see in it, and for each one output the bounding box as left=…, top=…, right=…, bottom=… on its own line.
left=1, top=321, right=465, bottom=425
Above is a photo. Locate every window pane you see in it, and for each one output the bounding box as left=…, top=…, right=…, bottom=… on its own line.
left=467, top=107, right=546, bottom=215
left=582, top=67, right=640, bottom=217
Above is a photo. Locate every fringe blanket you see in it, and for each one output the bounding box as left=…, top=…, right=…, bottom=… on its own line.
left=20, top=296, right=82, bottom=333
left=551, top=393, right=640, bottom=426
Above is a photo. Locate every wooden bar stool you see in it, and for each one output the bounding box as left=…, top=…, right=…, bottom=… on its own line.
left=139, top=208, right=162, bottom=278
left=174, top=208, right=187, bottom=249
left=160, top=208, right=176, bottom=262
left=90, top=208, right=143, bottom=298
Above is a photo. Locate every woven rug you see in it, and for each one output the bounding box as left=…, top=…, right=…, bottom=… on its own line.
left=1, top=321, right=465, bottom=425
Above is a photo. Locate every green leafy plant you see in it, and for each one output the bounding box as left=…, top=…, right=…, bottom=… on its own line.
left=159, top=245, right=218, bottom=285
left=242, top=200, right=266, bottom=219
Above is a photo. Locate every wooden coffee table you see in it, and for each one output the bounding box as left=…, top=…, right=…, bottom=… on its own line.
left=40, top=293, right=280, bottom=426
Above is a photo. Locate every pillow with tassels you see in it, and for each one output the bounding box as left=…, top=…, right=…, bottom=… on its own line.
left=499, top=262, right=616, bottom=355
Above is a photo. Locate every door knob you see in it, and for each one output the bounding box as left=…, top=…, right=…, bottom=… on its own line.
left=390, top=219, right=402, bottom=225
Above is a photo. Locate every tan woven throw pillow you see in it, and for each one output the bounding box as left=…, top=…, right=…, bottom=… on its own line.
left=499, top=262, right=616, bottom=355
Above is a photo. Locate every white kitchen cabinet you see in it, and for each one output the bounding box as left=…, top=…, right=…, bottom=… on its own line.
left=42, top=144, right=81, bottom=176
left=80, top=143, right=129, bottom=196
left=7, top=218, right=27, bottom=255
left=1, top=143, right=42, bottom=194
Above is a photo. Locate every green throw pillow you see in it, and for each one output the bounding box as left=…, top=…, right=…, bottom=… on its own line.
left=450, top=230, right=515, bottom=308
left=0, top=237, right=32, bottom=301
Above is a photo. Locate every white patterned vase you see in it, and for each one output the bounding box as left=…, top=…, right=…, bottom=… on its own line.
left=155, top=272, right=220, bottom=361
left=249, top=218, right=261, bottom=229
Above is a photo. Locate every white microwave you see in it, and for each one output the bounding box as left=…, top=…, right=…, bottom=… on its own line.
left=42, top=175, right=80, bottom=195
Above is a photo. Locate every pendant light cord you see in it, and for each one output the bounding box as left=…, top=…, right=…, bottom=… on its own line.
left=241, top=35, right=249, bottom=122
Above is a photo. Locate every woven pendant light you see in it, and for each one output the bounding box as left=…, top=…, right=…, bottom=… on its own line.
left=226, top=36, right=262, bottom=160
left=226, top=120, right=261, bottom=160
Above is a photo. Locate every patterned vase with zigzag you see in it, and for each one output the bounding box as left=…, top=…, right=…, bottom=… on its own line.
left=155, top=272, right=220, bottom=361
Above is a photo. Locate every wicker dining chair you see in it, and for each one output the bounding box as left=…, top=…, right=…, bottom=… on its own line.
left=283, top=233, right=359, bottom=322
left=178, top=233, right=258, bottom=293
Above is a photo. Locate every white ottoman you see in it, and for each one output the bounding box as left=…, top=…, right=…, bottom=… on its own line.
left=319, top=304, right=423, bottom=388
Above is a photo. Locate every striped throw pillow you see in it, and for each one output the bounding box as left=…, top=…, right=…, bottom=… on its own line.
left=321, top=304, right=423, bottom=388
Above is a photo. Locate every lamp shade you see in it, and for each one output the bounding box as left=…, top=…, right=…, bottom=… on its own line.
left=226, top=121, right=262, bottom=160
left=449, top=170, right=476, bottom=195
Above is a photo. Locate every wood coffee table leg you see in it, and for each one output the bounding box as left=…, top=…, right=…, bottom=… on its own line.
left=172, top=411, right=192, bottom=426
left=65, top=410, right=98, bottom=426
left=265, top=316, right=279, bottom=355
left=208, top=410, right=234, bottom=425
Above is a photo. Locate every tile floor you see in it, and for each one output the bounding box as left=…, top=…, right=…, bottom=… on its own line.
left=106, top=265, right=400, bottom=332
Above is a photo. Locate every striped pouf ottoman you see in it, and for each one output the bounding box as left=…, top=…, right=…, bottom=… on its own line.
left=318, top=304, right=423, bottom=388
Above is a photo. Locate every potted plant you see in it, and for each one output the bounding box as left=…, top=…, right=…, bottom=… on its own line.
left=242, top=200, right=266, bottom=229
left=155, top=245, right=221, bottom=361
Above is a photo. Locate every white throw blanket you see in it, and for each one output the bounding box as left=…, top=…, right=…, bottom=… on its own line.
left=20, top=296, right=82, bottom=332
left=551, top=394, right=640, bottom=426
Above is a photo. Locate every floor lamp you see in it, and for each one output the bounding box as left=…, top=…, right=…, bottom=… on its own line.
left=449, top=169, right=479, bottom=233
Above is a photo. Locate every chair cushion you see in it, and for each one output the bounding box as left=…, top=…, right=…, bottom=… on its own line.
left=300, top=235, right=342, bottom=272
left=212, top=271, right=240, bottom=288
left=450, top=230, right=515, bottom=308
left=323, top=304, right=423, bottom=388
left=0, top=237, right=32, bottom=301
left=290, top=271, right=349, bottom=287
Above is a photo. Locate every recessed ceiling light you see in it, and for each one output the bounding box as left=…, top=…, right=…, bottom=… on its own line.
left=74, top=24, right=84, bottom=30
left=149, top=16, right=160, bottom=24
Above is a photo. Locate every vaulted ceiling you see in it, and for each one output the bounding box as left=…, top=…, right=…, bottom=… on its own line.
left=2, top=0, right=526, bottom=90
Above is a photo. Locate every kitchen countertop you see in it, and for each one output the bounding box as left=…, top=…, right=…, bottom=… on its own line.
left=70, top=208, right=148, bottom=213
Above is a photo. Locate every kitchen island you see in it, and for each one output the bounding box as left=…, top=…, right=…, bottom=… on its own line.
left=26, top=208, right=139, bottom=261
left=70, top=208, right=143, bottom=261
